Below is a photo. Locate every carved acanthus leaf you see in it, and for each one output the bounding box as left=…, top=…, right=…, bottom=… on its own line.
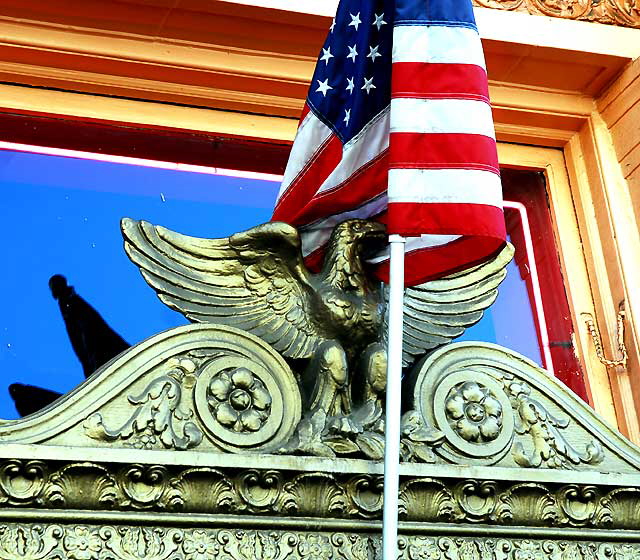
left=472, top=0, right=640, bottom=28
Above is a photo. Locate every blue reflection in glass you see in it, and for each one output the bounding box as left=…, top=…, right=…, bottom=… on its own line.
left=1, top=149, right=543, bottom=420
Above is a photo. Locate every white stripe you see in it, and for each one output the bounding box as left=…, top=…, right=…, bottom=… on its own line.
left=276, top=111, right=333, bottom=199
left=388, top=168, right=503, bottom=206
left=392, top=25, right=486, bottom=69
left=315, top=107, right=390, bottom=195
left=366, top=234, right=461, bottom=264
left=300, top=194, right=388, bottom=257
left=390, top=98, right=495, bottom=139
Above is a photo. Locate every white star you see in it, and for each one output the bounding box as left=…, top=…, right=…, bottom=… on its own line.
left=346, top=76, right=355, bottom=94
left=320, top=46, right=334, bottom=65
left=348, top=12, right=361, bottom=31
left=361, top=77, right=376, bottom=94
left=316, top=78, right=332, bottom=96
left=330, top=18, right=336, bottom=32
left=367, top=45, right=382, bottom=62
left=346, top=44, right=358, bottom=62
left=373, top=13, right=387, bottom=31
left=344, top=108, right=351, bottom=125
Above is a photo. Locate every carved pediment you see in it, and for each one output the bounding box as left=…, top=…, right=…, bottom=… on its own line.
left=472, top=0, right=640, bottom=28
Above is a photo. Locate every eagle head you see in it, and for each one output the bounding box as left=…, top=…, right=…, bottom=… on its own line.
left=322, top=219, right=387, bottom=291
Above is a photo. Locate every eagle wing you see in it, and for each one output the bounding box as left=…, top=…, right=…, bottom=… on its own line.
left=121, top=218, right=330, bottom=359
left=383, top=243, right=515, bottom=368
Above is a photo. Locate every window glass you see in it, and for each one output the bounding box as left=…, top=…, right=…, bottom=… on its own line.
left=0, top=148, right=585, bottom=419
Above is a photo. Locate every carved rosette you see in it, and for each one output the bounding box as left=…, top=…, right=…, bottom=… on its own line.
left=472, top=0, right=640, bottom=28
left=74, top=325, right=302, bottom=454
left=408, top=342, right=616, bottom=469
left=193, top=354, right=297, bottom=452
left=0, top=523, right=638, bottom=559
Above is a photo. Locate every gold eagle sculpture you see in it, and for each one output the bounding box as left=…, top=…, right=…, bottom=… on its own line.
left=122, top=218, right=513, bottom=455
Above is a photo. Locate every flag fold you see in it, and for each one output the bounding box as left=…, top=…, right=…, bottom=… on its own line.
left=272, top=0, right=506, bottom=285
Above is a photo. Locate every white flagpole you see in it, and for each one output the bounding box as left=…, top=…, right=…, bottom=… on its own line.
left=382, top=233, right=406, bottom=560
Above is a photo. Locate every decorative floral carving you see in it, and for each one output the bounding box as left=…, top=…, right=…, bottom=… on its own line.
left=445, top=381, right=503, bottom=443
left=0, top=457, right=637, bottom=528
left=0, top=525, right=62, bottom=560
left=0, top=523, right=637, bottom=559
left=411, top=345, right=607, bottom=469
left=99, top=526, right=181, bottom=560
left=63, top=526, right=102, bottom=560
left=208, top=367, right=272, bottom=433
left=297, top=534, right=333, bottom=560
left=182, top=530, right=220, bottom=560
left=505, top=379, right=604, bottom=469
left=513, top=540, right=545, bottom=560
left=471, top=0, right=640, bottom=29
left=84, top=358, right=203, bottom=450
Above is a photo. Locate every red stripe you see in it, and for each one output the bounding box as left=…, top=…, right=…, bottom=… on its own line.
left=389, top=132, right=499, bottom=173
left=386, top=202, right=506, bottom=238
left=272, top=134, right=343, bottom=222
left=299, top=103, right=311, bottom=124
left=373, top=236, right=506, bottom=285
left=392, top=62, right=489, bottom=102
left=291, top=151, right=389, bottom=226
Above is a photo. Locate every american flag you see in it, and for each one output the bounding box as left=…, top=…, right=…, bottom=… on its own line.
left=272, top=0, right=506, bottom=285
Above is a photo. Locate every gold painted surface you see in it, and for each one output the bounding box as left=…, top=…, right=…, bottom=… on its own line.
left=0, top=522, right=639, bottom=560
left=473, top=0, right=640, bottom=28
left=120, top=218, right=514, bottom=457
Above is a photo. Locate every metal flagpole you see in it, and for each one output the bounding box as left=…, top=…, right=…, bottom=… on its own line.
left=382, top=233, right=406, bottom=560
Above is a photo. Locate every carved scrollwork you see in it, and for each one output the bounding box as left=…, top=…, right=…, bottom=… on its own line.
left=0, top=456, right=639, bottom=528
left=471, top=0, right=640, bottom=28
left=0, top=460, right=47, bottom=505
left=344, top=475, right=383, bottom=519
left=0, top=525, right=62, bottom=560
left=408, top=343, right=611, bottom=470
left=84, top=357, right=203, bottom=451
left=0, top=522, right=638, bottom=558
left=118, top=465, right=170, bottom=509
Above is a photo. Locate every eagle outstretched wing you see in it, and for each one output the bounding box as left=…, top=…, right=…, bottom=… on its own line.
left=121, top=218, right=330, bottom=359
left=383, top=243, right=515, bottom=368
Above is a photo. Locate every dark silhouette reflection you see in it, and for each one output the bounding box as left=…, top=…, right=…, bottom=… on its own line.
left=49, top=275, right=130, bottom=378
left=8, top=383, right=62, bottom=417
left=8, top=275, right=131, bottom=417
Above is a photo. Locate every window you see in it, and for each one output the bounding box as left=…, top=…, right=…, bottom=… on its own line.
left=1, top=143, right=589, bottom=419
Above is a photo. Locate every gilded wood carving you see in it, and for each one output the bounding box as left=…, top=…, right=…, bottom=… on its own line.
left=472, top=0, right=640, bottom=28
left=2, top=215, right=640, bottom=557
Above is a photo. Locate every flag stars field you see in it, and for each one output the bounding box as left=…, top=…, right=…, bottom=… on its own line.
left=362, top=77, right=376, bottom=93
left=346, top=77, right=355, bottom=93
left=320, top=47, right=334, bottom=65
left=373, top=13, right=387, bottom=30
left=367, top=45, right=381, bottom=62
left=348, top=12, right=362, bottom=30
left=315, top=78, right=332, bottom=96
left=273, top=0, right=504, bottom=286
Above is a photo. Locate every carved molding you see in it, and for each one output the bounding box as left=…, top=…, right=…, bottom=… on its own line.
left=404, top=343, right=640, bottom=472
left=472, top=0, right=640, bottom=28
left=1, top=459, right=640, bottom=529
left=3, top=330, right=640, bottom=478
left=0, top=523, right=638, bottom=560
